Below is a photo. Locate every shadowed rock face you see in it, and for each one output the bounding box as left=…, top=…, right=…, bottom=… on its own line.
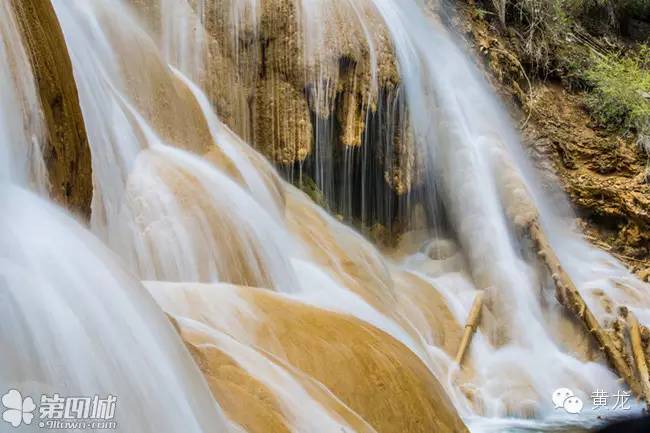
left=126, top=0, right=422, bottom=234
left=200, top=0, right=409, bottom=178
left=10, top=0, right=92, bottom=218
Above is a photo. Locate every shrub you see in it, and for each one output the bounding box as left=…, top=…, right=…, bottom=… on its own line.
left=499, top=0, right=612, bottom=73
left=491, top=0, right=648, bottom=72
left=555, top=40, right=596, bottom=89
left=500, top=0, right=568, bottom=72
left=585, top=45, right=650, bottom=178
left=585, top=46, right=650, bottom=134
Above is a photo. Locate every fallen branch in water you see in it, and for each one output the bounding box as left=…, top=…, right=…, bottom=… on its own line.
left=524, top=217, right=648, bottom=402
left=494, top=143, right=650, bottom=404
left=456, top=291, right=484, bottom=366
left=625, top=311, right=650, bottom=404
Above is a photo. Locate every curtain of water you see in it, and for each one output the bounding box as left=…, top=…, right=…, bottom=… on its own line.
left=5, top=0, right=650, bottom=430
left=52, top=0, right=300, bottom=289
left=190, top=0, right=650, bottom=423
left=296, top=0, right=402, bottom=229
left=0, top=186, right=232, bottom=433
left=189, top=0, right=406, bottom=229
left=0, top=0, right=47, bottom=192
left=337, top=0, right=650, bottom=420
left=44, top=0, right=456, bottom=429
left=0, top=3, right=231, bottom=432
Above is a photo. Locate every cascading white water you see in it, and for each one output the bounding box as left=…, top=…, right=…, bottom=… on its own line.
left=0, top=2, right=232, bottom=432
left=172, top=68, right=284, bottom=221
left=360, top=0, right=650, bottom=422
left=52, top=0, right=302, bottom=289
left=46, top=1, right=462, bottom=430
left=160, top=0, right=205, bottom=81
left=0, top=186, right=232, bottom=433
left=0, top=0, right=47, bottom=192
left=169, top=0, right=650, bottom=426
left=4, top=0, right=649, bottom=431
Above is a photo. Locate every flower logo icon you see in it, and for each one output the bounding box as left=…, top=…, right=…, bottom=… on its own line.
left=2, top=389, right=35, bottom=427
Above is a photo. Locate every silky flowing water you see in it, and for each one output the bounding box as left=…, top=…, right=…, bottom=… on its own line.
left=0, top=1, right=232, bottom=432
left=1, top=0, right=649, bottom=432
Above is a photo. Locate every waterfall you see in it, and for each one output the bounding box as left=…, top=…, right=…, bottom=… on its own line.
left=2, top=0, right=650, bottom=432
left=367, top=0, right=650, bottom=420
left=51, top=0, right=299, bottom=289
left=0, top=0, right=46, bottom=192
left=0, top=2, right=231, bottom=432
left=360, top=0, right=633, bottom=419
left=0, top=186, right=232, bottom=433
left=152, top=0, right=649, bottom=424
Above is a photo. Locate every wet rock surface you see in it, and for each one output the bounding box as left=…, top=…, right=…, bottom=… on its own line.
left=10, top=0, right=92, bottom=218
left=157, top=282, right=470, bottom=433
left=179, top=0, right=416, bottom=230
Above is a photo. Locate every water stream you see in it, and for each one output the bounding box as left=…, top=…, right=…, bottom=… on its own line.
left=0, top=2, right=232, bottom=431
left=1, top=0, right=649, bottom=432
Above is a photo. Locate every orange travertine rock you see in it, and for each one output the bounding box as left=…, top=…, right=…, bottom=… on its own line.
left=184, top=341, right=293, bottom=433
left=393, top=270, right=463, bottom=357
left=152, top=282, right=470, bottom=433
left=124, top=149, right=281, bottom=287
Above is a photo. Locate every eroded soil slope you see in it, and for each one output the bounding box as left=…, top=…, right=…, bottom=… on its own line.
left=452, top=1, right=650, bottom=277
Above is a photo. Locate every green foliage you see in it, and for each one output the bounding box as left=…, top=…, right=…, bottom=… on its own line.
left=494, top=0, right=648, bottom=72
left=505, top=0, right=567, bottom=72
left=585, top=45, right=650, bottom=180
left=474, top=8, right=491, bottom=20
left=497, top=0, right=650, bottom=31
left=584, top=46, right=650, bottom=138
left=495, top=1, right=650, bottom=131
left=484, top=0, right=650, bottom=174
left=500, top=0, right=609, bottom=72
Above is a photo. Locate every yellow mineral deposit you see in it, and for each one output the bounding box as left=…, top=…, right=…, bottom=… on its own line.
left=3, top=0, right=650, bottom=432
left=148, top=282, right=469, bottom=433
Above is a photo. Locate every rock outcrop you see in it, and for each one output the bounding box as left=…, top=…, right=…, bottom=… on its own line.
left=127, top=0, right=420, bottom=232
left=253, top=76, right=312, bottom=164
left=524, top=86, right=650, bottom=272
left=151, top=282, right=470, bottom=433
left=10, top=0, right=92, bottom=218
left=198, top=0, right=402, bottom=159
